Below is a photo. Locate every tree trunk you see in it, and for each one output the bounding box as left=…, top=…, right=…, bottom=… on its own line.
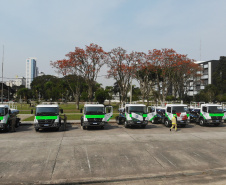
left=88, top=82, right=93, bottom=102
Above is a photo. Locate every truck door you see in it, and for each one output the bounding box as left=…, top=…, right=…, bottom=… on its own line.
left=147, top=106, right=156, bottom=122
left=105, top=106, right=113, bottom=122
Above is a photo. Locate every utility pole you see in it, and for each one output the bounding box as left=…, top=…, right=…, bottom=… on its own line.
left=130, top=77, right=132, bottom=104
left=1, top=45, right=4, bottom=103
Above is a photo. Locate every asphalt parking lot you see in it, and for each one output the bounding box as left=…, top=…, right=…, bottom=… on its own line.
left=1, top=122, right=226, bottom=185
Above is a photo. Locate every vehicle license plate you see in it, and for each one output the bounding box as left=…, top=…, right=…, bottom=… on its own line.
left=216, top=120, right=219, bottom=122
left=137, top=122, right=141, bottom=124
left=44, top=124, right=49, bottom=126
left=93, top=123, right=97, bottom=124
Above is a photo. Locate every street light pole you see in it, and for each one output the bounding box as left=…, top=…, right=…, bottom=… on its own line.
left=130, top=77, right=132, bottom=104
left=1, top=45, right=4, bottom=103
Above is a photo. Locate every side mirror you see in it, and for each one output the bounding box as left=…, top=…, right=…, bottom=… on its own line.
left=9, top=110, right=11, bottom=115
left=80, top=109, right=83, bottom=113
left=60, top=109, right=63, bottom=113
left=31, top=109, right=33, bottom=114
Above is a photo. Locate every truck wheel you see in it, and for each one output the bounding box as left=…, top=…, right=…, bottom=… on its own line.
left=181, top=124, right=186, bottom=128
left=124, top=121, right=129, bottom=128
left=81, top=116, right=83, bottom=126
left=82, top=126, right=87, bottom=130
left=116, top=116, right=120, bottom=124
left=164, top=120, right=170, bottom=127
left=199, top=119, right=205, bottom=126
left=35, top=128, right=39, bottom=132
left=153, top=120, right=158, bottom=124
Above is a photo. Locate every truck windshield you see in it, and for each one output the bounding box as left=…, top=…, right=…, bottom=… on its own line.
left=36, top=107, right=59, bottom=116
left=172, top=106, right=188, bottom=113
left=129, top=106, right=147, bottom=113
left=0, top=108, right=5, bottom=116
left=208, top=106, right=223, bottom=113
left=85, top=107, right=105, bottom=115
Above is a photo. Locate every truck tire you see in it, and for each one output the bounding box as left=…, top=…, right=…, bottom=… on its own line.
left=124, top=121, right=129, bottom=128
left=164, top=120, right=170, bottom=127
left=141, top=125, right=146, bottom=128
left=81, top=116, right=84, bottom=126
left=35, top=128, right=39, bottom=132
left=199, top=119, right=205, bottom=126
left=116, top=116, right=120, bottom=124
left=82, top=126, right=87, bottom=130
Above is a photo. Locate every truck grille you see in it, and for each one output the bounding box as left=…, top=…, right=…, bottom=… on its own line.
left=87, top=118, right=103, bottom=122
left=38, top=119, right=55, bottom=126
left=211, top=116, right=222, bottom=120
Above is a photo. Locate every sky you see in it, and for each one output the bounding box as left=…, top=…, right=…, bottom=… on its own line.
left=0, top=0, right=226, bottom=87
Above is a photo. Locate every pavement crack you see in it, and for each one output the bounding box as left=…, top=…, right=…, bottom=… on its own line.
left=84, top=146, right=92, bottom=174
left=50, top=131, right=64, bottom=180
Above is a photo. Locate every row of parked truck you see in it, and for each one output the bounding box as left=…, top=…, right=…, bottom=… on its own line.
left=116, top=103, right=225, bottom=128
left=1, top=102, right=225, bottom=132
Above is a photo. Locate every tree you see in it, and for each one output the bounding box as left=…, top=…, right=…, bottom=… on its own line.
left=147, top=49, right=200, bottom=103
left=51, top=43, right=107, bottom=107
left=31, top=75, right=62, bottom=101
left=132, top=52, right=157, bottom=104
left=95, top=88, right=108, bottom=104
left=107, top=47, right=134, bottom=105
left=17, top=88, right=32, bottom=101
left=171, top=54, right=200, bottom=100
left=147, top=49, right=177, bottom=103
left=105, top=86, right=113, bottom=104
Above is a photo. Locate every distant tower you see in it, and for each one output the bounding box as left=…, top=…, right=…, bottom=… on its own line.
left=26, top=57, right=37, bottom=89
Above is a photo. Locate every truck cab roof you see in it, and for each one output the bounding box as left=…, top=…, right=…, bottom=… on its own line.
left=125, top=104, right=146, bottom=107
left=201, top=104, right=222, bottom=107
left=84, top=104, right=104, bottom=107
left=166, top=104, right=188, bottom=107
left=0, top=105, right=9, bottom=108
left=36, top=104, right=59, bottom=108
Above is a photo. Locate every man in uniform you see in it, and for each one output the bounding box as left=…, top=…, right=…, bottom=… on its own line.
left=170, top=114, right=177, bottom=131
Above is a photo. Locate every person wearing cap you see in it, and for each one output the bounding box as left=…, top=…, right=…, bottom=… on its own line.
left=170, top=114, right=177, bottom=131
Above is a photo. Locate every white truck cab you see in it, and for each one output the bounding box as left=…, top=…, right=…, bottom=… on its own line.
left=81, top=104, right=113, bottom=130
left=153, top=104, right=189, bottom=127
left=0, top=105, right=20, bottom=132
left=124, top=104, right=148, bottom=128
left=197, top=104, right=224, bottom=126
left=34, top=104, right=63, bottom=131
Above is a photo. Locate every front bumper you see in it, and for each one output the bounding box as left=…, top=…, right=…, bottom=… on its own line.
left=34, top=122, right=60, bottom=129
left=83, top=121, right=106, bottom=127
left=126, top=120, right=148, bottom=126
left=177, top=120, right=188, bottom=125
left=205, top=119, right=224, bottom=124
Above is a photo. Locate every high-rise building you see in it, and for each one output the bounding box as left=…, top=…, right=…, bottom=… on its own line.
left=187, top=57, right=225, bottom=97
left=26, top=57, right=38, bottom=89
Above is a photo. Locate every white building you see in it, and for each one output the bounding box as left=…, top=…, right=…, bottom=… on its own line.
left=26, top=57, right=38, bottom=89
left=187, top=59, right=221, bottom=97
left=6, top=77, right=26, bottom=87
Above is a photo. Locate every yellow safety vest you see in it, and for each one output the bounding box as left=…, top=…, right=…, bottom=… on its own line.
left=172, top=116, right=177, bottom=124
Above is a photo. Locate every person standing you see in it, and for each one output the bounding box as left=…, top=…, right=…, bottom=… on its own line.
left=170, top=114, right=177, bottom=131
